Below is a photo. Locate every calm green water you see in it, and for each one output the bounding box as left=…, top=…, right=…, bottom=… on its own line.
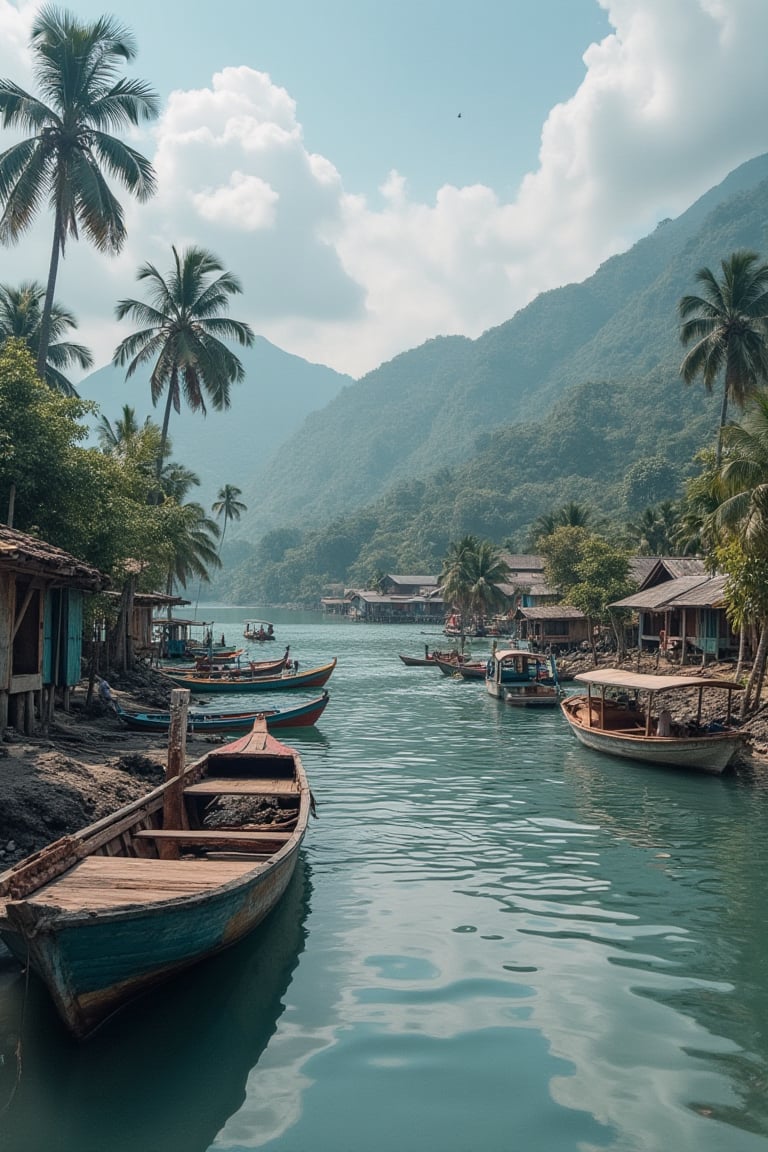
left=3, top=610, right=768, bottom=1152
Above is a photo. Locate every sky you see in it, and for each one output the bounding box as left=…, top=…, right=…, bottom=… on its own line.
left=0, top=0, right=767, bottom=379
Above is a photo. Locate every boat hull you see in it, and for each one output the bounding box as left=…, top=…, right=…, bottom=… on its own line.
left=118, top=693, right=329, bottom=734
left=5, top=848, right=299, bottom=1038
left=164, top=659, right=336, bottom=694
left=504, top=686, right=560, bottom=707
left=0, top=724, right=311, bottom=1038
left=560, top=702, right=743, bottom=773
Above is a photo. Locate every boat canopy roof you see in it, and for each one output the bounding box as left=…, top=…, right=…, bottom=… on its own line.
left=494, top=649, right=542, bottom=661
left=574, top=669, right=740, bottom=692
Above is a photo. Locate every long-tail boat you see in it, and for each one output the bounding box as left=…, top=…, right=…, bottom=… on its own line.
left=0, top=714, right=311, bottom=1038
left=163, top=657, right=337, bottom=694
left=117, top=691, right=330, bottom=734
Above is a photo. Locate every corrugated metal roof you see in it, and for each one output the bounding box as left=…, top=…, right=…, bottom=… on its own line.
left=611, top=575, right=712, bottom=609
left=385, top=575, right=438, bottom=586
left=519, top=605, right=586, bottom=619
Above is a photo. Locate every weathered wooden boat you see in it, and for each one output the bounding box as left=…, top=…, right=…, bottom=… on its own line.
left=560, top=668, right=745, bottom=774
left=486, top=648, right=562, bottom=704
left=117, top=691, right=330, bottom=734
left=432, top=652, right=486, bottom=678
left=243, top=620, right=275, bottom=642
left=0, top=715, right=311, bottom=1038
left=163, top=657, right=337, bottom=694
left=163, top=649, right=291, bottom=682
left=398, top=646, right=451, bottom=667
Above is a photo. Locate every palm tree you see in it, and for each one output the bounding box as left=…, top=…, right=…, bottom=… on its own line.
left=624, top=501, right=679, bottom=555
left=440, top=535, right=510, bottom=649
left=0, top=7, right=158, bottom=377
left=710, top=394, right=768, bottom=712
left=96, top=404, right=146, bottom=454
left=0, top=280, right=92, bottom=394
left=212, top=484, right=247, bottom=550
left=161, top=501, right=221, bottom=598
left=679, top=250, right=768, bottom=466
left=529, top=502, right=594, bottom=548
left=112, top=245, right=255, bottom=491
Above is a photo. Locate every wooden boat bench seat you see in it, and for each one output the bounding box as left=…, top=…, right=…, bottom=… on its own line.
left=183, top=778, right=299, bottom=797
left=134, top=829, right=293, bottom=846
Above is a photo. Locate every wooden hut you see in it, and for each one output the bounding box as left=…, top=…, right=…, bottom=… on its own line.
left=0, top=526, right=107, bottom=733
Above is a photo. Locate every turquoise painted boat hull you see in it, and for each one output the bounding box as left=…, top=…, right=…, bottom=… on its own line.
left=0, top=724, right=311, bottom=1038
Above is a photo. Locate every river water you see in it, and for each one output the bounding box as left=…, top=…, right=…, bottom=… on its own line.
left=2, top=609, right=768, bottom=1152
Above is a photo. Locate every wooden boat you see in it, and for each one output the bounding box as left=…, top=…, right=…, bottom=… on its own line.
left=432, top=652, right=485, bottom=678
left=117, top=691, right=330, bottom=734
left=165, top=650, right=291, bottom=682
left=560, top=668, right=745, bottom=774
left=504, top=682, right=562, bottom=707
left=398, top=646, right=450, bottom=667
left=486, top=648, right=562, bottom=704
left=0, top=717, right=311, bottom=1038
left=163, top=657, right=337, bottom=694
left=243, top=620, right=275, bottom=642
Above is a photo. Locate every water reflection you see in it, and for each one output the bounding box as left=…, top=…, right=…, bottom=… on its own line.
left=0, top=860, right=311, bottom=1152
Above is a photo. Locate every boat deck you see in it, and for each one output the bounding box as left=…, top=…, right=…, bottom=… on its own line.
left=17, top=856, right=258, bottom=912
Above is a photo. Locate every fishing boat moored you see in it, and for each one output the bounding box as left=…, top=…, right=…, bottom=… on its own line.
left=560, top=668, right=745, bottom=773
left=486, top=648, right=562, bottom=705
left=0, top=707, right=312, bottom=1038
left=117, top=691, right=330, bottom=734
left=163, top=657, right=337, bottom=694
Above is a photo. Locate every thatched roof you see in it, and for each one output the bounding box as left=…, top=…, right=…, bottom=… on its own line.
left=0, top=526, right=106, bottom=591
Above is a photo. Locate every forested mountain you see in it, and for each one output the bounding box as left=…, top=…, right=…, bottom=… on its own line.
left=237, top=151, right=768, bottom=542
left=77, top=336, right=351, bottom=506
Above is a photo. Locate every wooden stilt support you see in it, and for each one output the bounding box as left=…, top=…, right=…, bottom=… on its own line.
left=159, top=690, right=190, bottom=858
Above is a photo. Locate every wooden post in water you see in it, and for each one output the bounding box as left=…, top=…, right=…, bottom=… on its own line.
left=160, top=689, right=190, bottom=856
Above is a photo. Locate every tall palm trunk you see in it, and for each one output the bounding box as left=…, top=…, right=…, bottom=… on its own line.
left=155, top=365, right=179, bottom=498
left=741, top=615, right=768, bottom=718
left=36, top=202, right=62, bottom=378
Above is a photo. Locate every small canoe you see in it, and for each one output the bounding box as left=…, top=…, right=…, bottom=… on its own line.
left=0, top=719, right=311, bottom=1038
left=164, top=657, right=337, bottom=694
left=117, top=691, right=330, bottom=734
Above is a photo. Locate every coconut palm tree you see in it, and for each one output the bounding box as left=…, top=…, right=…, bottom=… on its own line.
left=528, top=502, right=594, bottom=548
left=161, top=501, right=221, bottom=597
left=0, top=7, right=158, bottom=377
left=112, top=245, right=255, bottom=492
left=710, top=394, right=768, bottom=713
left=0, top=280, right=92, bottom=395
left=679, top=250, right=768, bottom=466
left=96, top=404, right=147, bottom=454
left=440, top=535, right=510, bottom=649
left=212, top=484, right=247, bottom=550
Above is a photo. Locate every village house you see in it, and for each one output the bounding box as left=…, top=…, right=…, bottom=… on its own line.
left=610, top=557, right=737, bottom=662
left=0, top=526, right=107, bottom=734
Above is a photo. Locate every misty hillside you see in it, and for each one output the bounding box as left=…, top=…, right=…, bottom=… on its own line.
left=236, top=151, right=768, bottom=541
left=77, top=336, right=352, bottom=506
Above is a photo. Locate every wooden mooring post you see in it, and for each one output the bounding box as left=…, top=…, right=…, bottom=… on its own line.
left=160, top=689, right=190, bottom=856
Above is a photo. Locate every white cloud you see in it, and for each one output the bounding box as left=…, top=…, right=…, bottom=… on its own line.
left=0, top=1, right=767, bottom=378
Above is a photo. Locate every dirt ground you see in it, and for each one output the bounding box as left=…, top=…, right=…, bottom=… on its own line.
left=0, top=667, right=227, bottom=869
left=1, top=654, right=768, bottom=872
